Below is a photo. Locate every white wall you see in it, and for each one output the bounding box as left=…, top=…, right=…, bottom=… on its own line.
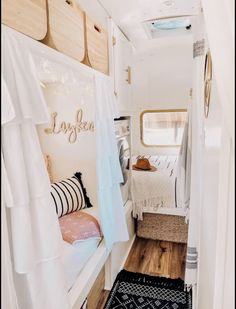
left=76, top=0, right=109, bottom=29
left=197, top=76, right=222, bottom=309
left=221, top=151, right=235, bottom=309
left=193, top=11, right=235, bottom=308
left=197, top=73, right=235, bottom=309
left=37, top=81, right=98, bottom=208
left=130, top=35, right=193, bottom=156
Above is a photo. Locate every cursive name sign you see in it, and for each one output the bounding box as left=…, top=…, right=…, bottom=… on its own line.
left=44, top=109, right=94, bottom=144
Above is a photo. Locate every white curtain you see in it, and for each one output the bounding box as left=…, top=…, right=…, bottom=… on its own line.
left=2, top=26, right=70, bottom=309
left=1, top=77, right=19, bottom=309
left=2, top=24, right=130, bottom=308
left=176, top=112, right=191, bottom=215
left=94, top=74, right=129, bottom=249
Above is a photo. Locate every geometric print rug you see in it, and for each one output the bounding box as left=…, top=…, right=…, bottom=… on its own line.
left=104, top=270, right=192, bottom=309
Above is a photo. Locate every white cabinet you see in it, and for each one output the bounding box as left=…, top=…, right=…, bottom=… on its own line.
left=109, top=20, right=133, bottom=114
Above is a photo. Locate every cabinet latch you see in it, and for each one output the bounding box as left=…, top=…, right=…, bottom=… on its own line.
left=112, top=36, right=116, bottom=46
left=125, top=66, right=131, bottom=84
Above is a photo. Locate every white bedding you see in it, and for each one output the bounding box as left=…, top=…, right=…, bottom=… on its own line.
left=131, top=155, right=183, bottom=219
left=61, top=207, right=102, bottom=291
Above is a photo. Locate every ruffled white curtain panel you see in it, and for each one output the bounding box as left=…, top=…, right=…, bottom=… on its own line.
left=95, top=75, right=129, bottom=248
left=2, top=25, right=129, bottom=308
left=176, top=112, right=191, bottom=218
left=2, top=25, right=71, bottom=309
left=1, top=78, right=19, bottom=309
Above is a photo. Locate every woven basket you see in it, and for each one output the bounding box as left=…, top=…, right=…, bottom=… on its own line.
left=137, top=213, right=188, bottom=244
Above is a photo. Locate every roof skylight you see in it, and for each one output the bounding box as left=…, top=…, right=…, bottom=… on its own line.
left=142, top=16, right=192, bottom=39
left=151, top=17, right=191, bottom=30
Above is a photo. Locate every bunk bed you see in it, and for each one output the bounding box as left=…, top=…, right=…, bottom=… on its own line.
left=2, top=25, right=131, bottom=309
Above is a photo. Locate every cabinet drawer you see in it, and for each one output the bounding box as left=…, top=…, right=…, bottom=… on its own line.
left=43, top=0, right=85, bottom=62
left=2, top=0, right=47, bottom=40
left=85, top=14, right=109, bottom=75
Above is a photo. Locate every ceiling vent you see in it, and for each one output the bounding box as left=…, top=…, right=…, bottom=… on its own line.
left=142, top=16, right=192, bottom=39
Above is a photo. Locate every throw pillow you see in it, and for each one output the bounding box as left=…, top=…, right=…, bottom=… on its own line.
left=59, top=211, right=101, bottom=245
left=51, top=172, right=92, bottom=217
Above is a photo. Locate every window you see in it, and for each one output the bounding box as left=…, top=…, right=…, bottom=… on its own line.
left=141, top=109, right=187, bottom=147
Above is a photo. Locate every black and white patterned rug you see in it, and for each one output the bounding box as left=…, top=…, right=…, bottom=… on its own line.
left=104, top=270, right=192, bottom=309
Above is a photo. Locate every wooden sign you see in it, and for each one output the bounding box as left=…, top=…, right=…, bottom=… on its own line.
left=44, top=109, right=94, bottom=144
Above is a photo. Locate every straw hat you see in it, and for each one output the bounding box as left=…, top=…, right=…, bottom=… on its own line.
left=132, top=158, right=157, bottom=172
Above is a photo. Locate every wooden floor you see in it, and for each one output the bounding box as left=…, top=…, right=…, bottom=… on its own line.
left=89, top=237, right=187, bottom=309
left=124, top=237, right=186, bottom=279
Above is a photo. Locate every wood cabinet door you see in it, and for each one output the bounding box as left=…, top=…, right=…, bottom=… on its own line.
left=42, top=0, right=85, bottom=62
left=2, top=0, right=47, bottom=40
left=85, top=14, right=109, bottom=75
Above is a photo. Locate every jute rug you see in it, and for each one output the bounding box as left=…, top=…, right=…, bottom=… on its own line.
left=104, top=270, right=192, bottom=309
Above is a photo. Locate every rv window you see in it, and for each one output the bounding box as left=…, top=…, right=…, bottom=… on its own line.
left=141, top=109, right=187, bottom=147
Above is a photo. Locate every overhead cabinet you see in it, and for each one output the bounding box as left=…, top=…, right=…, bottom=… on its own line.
left=2, top=0, right=47, bottom=40
left=2, top=0, right=109, bottom=75
left=42, top=0, right=85, bottom=62
left=83, top=14, right=109, bottom=75
left=41, top=0, right=109, bottom=74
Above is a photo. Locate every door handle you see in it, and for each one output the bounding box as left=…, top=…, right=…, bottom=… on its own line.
left=125, top=66, right=131, bottom=84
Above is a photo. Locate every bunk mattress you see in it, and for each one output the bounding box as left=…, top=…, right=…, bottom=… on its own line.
left=61, top=207, right=102, bottom=291
left=131, top=155, right=184, bottom=220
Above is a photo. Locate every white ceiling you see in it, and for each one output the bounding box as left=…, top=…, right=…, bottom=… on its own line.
left=98, top=0, right=201, bottom=43
left=77, top=0, right=201, bottom=50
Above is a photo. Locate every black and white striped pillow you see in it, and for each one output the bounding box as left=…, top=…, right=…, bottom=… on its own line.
left=50, top=172, right=92, bottom=218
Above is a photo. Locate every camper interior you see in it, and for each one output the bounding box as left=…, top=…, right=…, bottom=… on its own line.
left=1, top=1, right=235, bottom=309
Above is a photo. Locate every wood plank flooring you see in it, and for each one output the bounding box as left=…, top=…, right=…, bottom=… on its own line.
left=124, top=237, right=186, bottom=279
left=89, top=237, right=187, bottom=309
